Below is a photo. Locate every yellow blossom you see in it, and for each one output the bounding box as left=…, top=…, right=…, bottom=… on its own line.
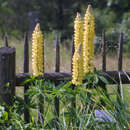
left=72, top=44, right=83, bottom=86
left=83, top=5, right=95, bottom=74
left=74, top=12, right=83, bottom=50
left=32, top=23, right=44, bottom=76
left=72, top=13, right=84, bottom=85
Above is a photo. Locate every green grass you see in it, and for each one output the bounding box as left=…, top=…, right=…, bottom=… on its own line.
left=107, top=84, right=130, bottom=109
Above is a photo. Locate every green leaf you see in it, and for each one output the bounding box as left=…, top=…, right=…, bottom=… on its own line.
left=2, top=112, right=8, bottom=121
left=94, top=74, right=99, bottom=84
left=99, top=76, right=109, bottom=84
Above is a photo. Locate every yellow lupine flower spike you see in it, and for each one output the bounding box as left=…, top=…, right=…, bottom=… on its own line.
left=74, top=13, right=83, bottom=51
left=32, top=23, right=44, bottom=76
left=83, top=5, right=95, bottom=74
left=72, top=44, right=83, bottom=86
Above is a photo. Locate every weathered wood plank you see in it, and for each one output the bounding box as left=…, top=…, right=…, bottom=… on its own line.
left=23, top=32, right=30, bottom=123
left=101, top=30, right=107, bottom=92
left=0, top=47, right=15, bottom=106
left=55, top=34, right=60, bottom=72
left=16, top=71, right=130, bottom=86
left=102, top=30, right=106, bottom=72
left=117, top=32, right=124, bottom=99
left=54, top=34, right=60, bottom=119
left=4, top=34, right=8, bottom=47
left=24, top=32, right=29, bottom=73
left=118, top=33, right=123, bottom=71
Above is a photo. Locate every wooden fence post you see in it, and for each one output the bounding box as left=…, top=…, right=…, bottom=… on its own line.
left=101, top=30, right=107, bottom=91
left=23, top=32, right=30, bottom=123
left=117, top=32, right=124, bottom=99
left=0, top=40, right=15, bottom=106
left=4, top=34, right=8, bottom=47
left=54, top=34, right=60, bottom=123
left=102, top=30, right=106, bottom=72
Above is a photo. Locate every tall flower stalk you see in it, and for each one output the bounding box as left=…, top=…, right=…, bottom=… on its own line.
left=72, top=13, right=83, bottom=85
left=32, top=23, right=44, bottom=76
left=83, top=5, right=95, bottom=74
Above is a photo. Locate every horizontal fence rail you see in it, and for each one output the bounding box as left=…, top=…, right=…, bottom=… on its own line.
left=16, top=71, right=130, bottom=86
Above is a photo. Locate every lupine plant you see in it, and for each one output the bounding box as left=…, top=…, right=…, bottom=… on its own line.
left=32, top=23, right=44, bottom=76
left=72, top=5, right=95, bottom=85
left=72, top=13, right=83, bottom=85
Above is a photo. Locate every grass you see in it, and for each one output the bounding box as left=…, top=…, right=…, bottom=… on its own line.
left=107, top=84, right=130, bottom=109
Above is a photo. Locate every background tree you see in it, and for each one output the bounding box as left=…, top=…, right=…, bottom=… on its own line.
left=0, top=0, right=129, bottom=45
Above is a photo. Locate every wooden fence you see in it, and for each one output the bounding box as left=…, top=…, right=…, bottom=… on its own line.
left=0, top=32, right=130, bottom=123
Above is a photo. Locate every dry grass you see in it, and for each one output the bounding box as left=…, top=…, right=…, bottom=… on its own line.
left=94, top=54, right=130, bottom=71
left=6, top=40, right=129, bottom=73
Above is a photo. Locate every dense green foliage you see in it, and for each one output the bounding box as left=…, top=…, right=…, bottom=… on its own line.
left=0, top=0, right=129, bottom=33
left=0, top=74, right=130, bottom=129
